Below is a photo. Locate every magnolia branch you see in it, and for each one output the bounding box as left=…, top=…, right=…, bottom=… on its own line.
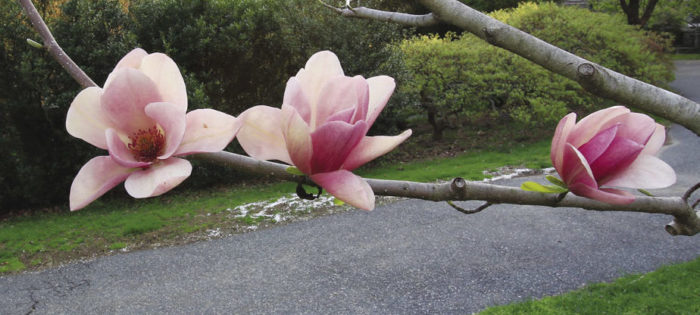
left=195, top=151, right=700, bottom=236
left=18, top=0, right=699, bottom=235
left=319, top=1, right=438, bottom=27
left=323, top=0, right=700, bottom=136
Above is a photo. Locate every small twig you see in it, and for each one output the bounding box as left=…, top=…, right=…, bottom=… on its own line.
left=296, top=182, right=323, bottom=200
left=682, top=182, right=700, bottom=202
left=446, top=201, right=493, bottom=215
left=320, top=0, right=439, bottom=27
left=692, top=200, right=699, bottom=210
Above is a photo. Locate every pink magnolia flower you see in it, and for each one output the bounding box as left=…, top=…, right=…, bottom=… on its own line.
left=236, top=51, right=411, bottom=210
left=551, top=106, right=676, bottom=204
left=66, top=48, right=239, bottom=210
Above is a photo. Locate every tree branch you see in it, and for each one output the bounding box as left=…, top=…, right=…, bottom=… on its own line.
left=329, top=0, right=700, bottom=135
left=639, top=0, right=659, bottom=28
left=19, top=0, right=97, bottom=88
left=319, top=1, right=438, bottom=27
left=196, top=151, right=700, bottom=236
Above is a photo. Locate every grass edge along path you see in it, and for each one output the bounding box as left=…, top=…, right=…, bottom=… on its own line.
left=479, top=256, right=700, bottom=314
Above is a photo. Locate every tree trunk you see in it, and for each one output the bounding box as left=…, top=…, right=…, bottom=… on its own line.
left=619, top=0, right=658, bottom=28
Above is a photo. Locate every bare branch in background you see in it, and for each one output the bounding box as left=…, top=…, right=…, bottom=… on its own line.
left=19, top=0, right=97, bottom=88
left=319, top=0, right=438, bottom=27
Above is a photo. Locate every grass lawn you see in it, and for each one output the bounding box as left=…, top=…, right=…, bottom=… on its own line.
left=479, top=257, right=700, bottom=314
left=671, top=53, right=700, bottom=60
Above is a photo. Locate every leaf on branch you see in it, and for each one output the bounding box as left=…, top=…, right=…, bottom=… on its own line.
left=521, top=181, right=569, bottom=194
left=333, top=198, right=345, bottom=206
left=286, top=166, right=305, bottom=176
left=638, top=189, right=654, bottom=197
left=26, top=38, right=43, bottom=49
left=546, top=175, right=567, bottom=188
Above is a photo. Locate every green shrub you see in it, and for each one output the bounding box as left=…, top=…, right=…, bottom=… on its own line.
left=397, top=2, right=673, bottom=139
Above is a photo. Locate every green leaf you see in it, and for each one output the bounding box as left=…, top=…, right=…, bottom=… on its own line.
left=638, top=189, right=654, bottom=197
left=285, top=166, right=305, bottom=176
left=546, top=175, right=567, bottom=188
left=333, top=198, right=345, bottom=206
left=26, top=38, right=43, bottom=49
left=521, top=181, right=569, bottom=193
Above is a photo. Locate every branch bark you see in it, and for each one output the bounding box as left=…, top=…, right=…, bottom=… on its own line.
left=19, top=0, right=97, bottom=88
left=320, top=1, right=438, bottom=27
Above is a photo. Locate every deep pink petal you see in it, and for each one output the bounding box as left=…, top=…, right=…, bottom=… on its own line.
left=175, top=109, right=241, bottom=156
left=144, top=102, right=186, bottom=160
left=641, top=124, right=666, bottom=155
left=101, top=68, right=161, bottom=132
left=282, top=77, right=312, bottom=125
left=105, top=129, right=151, bottom=168
left=311, top=170, right=374, bottom=210
left=342, top=129, right=412, bottom=171
left=236, top=105, right=291, bottom=163
left=550, top=113, right=576, bottom=174
left=589, top=137, right=644, bottom=183
left=282, top=104, right=313, bottom=174
left=577, top=124, right=618, bottom=164
left=603, top=154, right=676, bottom=189
left=314, top=76, right=369, bottom=128
left=124, top=157, right=192, bottom=198
left=139, top=53, right=188, bottom=112
left=365, top=75, right=396, bottom=127
left=568, top=183, right=635, bottom=205
left=310, top=120, right=367, bottom=174
left=65, top=87, right=113, bottom=149
left=568, top=106, right=629, bottom=148
left=69, top=156, right=134, bottom=211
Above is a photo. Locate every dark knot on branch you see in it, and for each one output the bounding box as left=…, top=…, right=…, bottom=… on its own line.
left=577, top=63, right=596, bottom=78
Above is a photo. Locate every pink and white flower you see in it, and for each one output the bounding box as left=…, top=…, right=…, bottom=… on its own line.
left=236, top=51, right=411, bottom=210
left=551, top=106, right=676, bottom=204
left=66, top=48, right=239, bottom=210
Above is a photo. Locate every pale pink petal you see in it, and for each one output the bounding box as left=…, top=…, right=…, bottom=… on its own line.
left=69, top=156, right=134, bottom=211
left=568, top=183, right=635, bottom=205
left=101, top=68, right=161, bottom=132
left=66, top=87, right=113, bottom=149
left=311, top=170, right=375, bottom=210
left=603, top=155, right=676, bottom=189
left=144, top=102, right=186, bottom=159
left=577, top=124, right=618, bottom=164
left=550, top=113, right=577, bottom=173
left=175, top=109, right=241, bottom=156
left=314, top=76, right=369, bottom=128
left=282, top=77, right=312, bottom=125
left=589, top=137, right=643, bottom=183
left=614, top=112, right=656, bottom=145
left=282, top=104, right=313, bottom=173
left=139, top=53, right=188, bottom=112
left=561, top=144, right=596, bottom=187
left=124, top=157, right=192, bottom=198
left=310, top=120, right=367, bottom=174
left=641, top=124, right=666, bottom=155
left=235, top=106, right=291, bottom=163
left=326, top=107, right=355, bottom=123
left=105, top=129, right=151, bottom=168
left=103, top=48, right=148, bottom=88
left=568, top=106, right=629, bottom=148
left=365, top=75, right=396, bottom=127
left=295, top=51, right=345, bottom=122
left=342, top=129, right=412, bottom=171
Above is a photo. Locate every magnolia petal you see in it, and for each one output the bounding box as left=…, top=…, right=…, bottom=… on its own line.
left=282, top=77, right=312, bottom=125
left=175, top=109, right=241, bottom=156
left=144, top=102, right=186, bottom=160
left=139, top=53, right=188, bottom=112
left=603, top=154, right=676, bottom=189
left=342, top=129, right=412, bottom=171
left=550, top=113, right=576, bottom=174
left=124, top=157, right=192, bottom=198
left=641, top=124, right=666, bottom=155
left=577, top=124, right=618, bottom=165
left=310, top=120, right=367, bottom=174
left=315, top=76, right=369, bottom=127
left=365, top=75, right=396, bottom=127
left=326, top=107, right=355, bottom=124
left=101, top=68, right=161, bottom=132
left=66, top=87, right=113, bottom=149
left=69, top=156, right=134, bottom=211
left=103, top=48, right=148, bottom=88
left=568, top=183, right=635, bottom=205
left=235, top=106, right=291, bottom=163
left=283, top=104, right=313, bottom=174
left=561, top=144, right=597, bottom=188
left=614, top=113, right=656, bottom=145
left=311, top=170, right=375, bottom=210
left=295, top=51, right=345, bottom=121
left=589, top=137, right=644, bottom=183
left=105, top=129, right=151, bottom=168
left=568, top=106, right=629, bottom=148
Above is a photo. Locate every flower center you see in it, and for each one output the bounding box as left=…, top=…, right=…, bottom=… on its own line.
left=128, top=126, right=165, bottom=162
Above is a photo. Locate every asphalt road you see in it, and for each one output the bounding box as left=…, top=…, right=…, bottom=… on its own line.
left=1, top=62, right=698, bottom=314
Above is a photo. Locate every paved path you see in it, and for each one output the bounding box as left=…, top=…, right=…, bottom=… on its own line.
left=1, top=63, right=698, bottom=314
